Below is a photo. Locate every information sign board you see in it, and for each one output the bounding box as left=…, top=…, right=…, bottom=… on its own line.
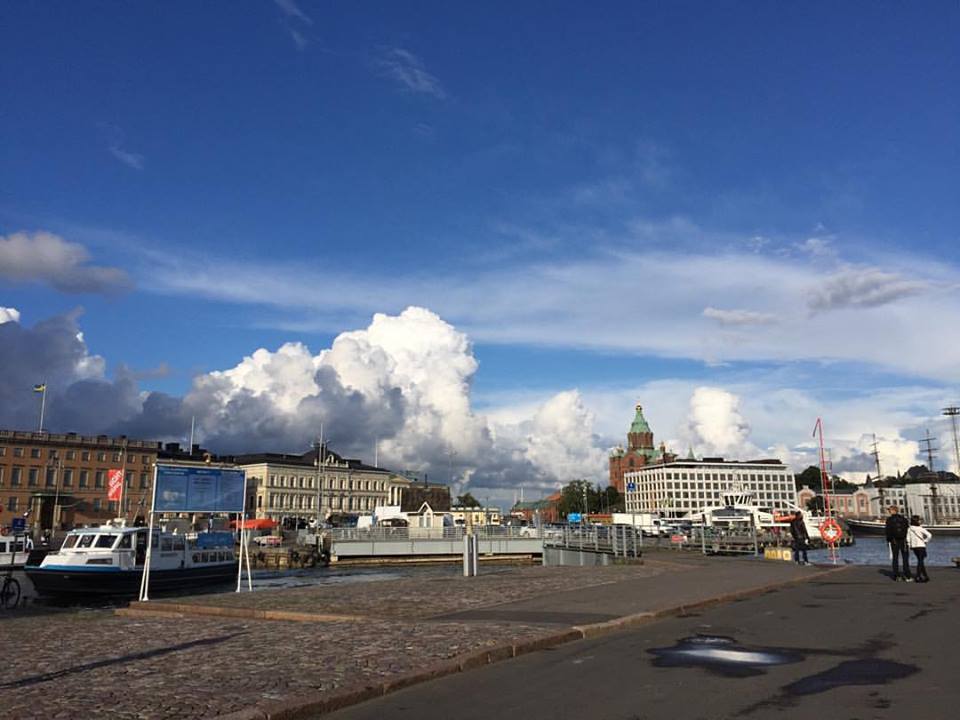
left=154, top=465, right=246, bottom=513
left=11, top=517, right=26, bottom=533
left=567, top=512, right=582, bottom=523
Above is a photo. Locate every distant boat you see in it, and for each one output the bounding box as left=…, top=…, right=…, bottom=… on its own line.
left=0, top=533, right=30, bottom=569
left=846, top=518, right=960, bottom=536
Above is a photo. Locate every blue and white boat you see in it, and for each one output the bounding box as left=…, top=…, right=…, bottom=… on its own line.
left=25, top=522, right=237, bottom=596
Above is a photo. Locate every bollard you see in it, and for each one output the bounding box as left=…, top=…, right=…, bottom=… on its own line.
left=463, top=533, right=479, bottom=577
left=472, top=533, right=479, bottom=576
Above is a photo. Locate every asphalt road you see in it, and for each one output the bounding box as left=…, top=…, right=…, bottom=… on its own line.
left=322, top=566, right=959, bottom=720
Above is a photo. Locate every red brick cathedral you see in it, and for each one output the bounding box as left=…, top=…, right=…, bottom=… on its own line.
left=608, top=403, right=677, bottom=493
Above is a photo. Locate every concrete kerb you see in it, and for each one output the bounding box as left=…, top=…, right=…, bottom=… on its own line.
left=207, top=564, right=850, bottom=718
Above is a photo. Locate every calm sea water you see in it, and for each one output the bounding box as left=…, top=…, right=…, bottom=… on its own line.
left=806, top=536, right=960, bottom=567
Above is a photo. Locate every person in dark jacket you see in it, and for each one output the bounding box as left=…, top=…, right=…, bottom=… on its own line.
left=885, top=505, right=912, bottom=581
left=789, top=511, right=810, bottom=565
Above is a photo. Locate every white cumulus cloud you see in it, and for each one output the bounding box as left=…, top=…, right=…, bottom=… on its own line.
left=0, top=307, right=20, bottom=324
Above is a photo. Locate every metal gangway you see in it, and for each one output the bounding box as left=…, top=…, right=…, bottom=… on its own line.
left=327, top=525, right=544, bottom=560
left=542, top=524, right=643, bottom=559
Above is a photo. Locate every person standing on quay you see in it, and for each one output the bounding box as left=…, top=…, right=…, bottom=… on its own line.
left=907, top=515, right=932, bottom=583
left=789, top=511, right=810, bottom=565
left=885, top=505, right=912, bottom=582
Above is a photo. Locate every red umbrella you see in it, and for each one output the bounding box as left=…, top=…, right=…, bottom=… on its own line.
left=231, top=518, right=279, bottom=530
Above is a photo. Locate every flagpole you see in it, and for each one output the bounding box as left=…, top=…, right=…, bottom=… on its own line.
left=38, top=384, right=46, bottom=432
left=119, top=438, right=128, bottom=523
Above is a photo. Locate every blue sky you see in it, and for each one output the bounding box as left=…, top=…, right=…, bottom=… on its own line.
left=2, top=2, right=959, bottom=495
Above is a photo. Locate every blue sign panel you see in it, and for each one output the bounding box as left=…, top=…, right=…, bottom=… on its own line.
left=626, top=482, right=636, bottom=492
left=154, top=465, right=246, bottom=513
left=11, top=517, right=26, bottom=533
left=567, top=512, right=582, bottom=523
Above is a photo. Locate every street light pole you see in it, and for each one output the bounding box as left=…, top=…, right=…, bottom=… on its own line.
left=314, top=423, right=324, bottom=530
left=943, top=407, right=960, bottom=476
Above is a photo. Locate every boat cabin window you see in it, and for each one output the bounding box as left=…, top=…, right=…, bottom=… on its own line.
left=62, top=535, right=79, bottom=549
left=161, top=537, right=173, bottom=552
left=95, top=534, right=118, bottom=549
left=118, top=534, right=132, bottom=549
left=77, top=534, right=96, bottom=548
left=172, top=537, right=185, bottom=552
left=0, top=541, right=5, bottom=553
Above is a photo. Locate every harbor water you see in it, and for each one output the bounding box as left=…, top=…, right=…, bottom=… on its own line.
left=806, top=536, right=960, bottom=567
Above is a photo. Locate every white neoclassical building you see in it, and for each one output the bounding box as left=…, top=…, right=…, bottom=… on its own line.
left=624, top=457, right=796, bottom=518
left=236, top=446, right=394, bottom=522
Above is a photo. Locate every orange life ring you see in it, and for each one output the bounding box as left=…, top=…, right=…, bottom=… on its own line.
left=819, top=518, right=842, bottom=544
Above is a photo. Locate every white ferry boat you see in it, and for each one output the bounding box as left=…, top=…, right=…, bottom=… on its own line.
left=25, top=523, right=237, bottom=596
left=0, top=534, right=31, bottom=569
left=690, top=490, right=845, bottom=539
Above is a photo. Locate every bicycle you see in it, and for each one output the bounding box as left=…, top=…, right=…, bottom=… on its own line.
left=0, top=574, right=21, bottom=610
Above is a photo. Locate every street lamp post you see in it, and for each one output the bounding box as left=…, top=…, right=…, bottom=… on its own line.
left=313, top=425, right=325, bottom=531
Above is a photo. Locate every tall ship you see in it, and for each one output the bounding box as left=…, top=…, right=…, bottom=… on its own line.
left=25, top=522, right=237, bottom=596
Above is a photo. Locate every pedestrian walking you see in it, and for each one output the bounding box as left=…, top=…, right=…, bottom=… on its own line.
left=885, top=505, right=912, bottom=581
left=907, top=515, right=932, bottom=583
left=789, top=511, right=810, bottom=565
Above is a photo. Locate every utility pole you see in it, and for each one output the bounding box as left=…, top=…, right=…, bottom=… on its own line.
left=943, top=407, right=960, bottom=477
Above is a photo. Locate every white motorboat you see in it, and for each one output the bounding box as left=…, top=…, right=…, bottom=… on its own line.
left=25, top=522, right=237, bottom=596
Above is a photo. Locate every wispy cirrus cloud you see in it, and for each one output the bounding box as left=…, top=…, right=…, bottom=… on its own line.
left=809, top=267, right=928, bottom=312
left=108, top=145, right=144, bottom=170
left=272, top=0, right=312, bottom=50
left=0, top=231, right=132, bottom=294
left=138, top=219, right=960, bottom=382
left=702, top=307, right=777, bottom=326
left=273, top=0, right=313, bottom=25
left=99, top=122, right=144, bottom=170
left=376, top=47, right=446, bottom=99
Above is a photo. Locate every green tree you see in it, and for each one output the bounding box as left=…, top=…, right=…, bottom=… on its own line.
left=456, top=493, right=481, bottom=507
left=795, top=466, right=823, bottom=490
left=806, top=496, right=826, bottom=513
left=555, top=480, right=622, bottom=518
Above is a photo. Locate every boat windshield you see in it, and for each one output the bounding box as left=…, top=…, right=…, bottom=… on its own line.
left=61, top=535, right=79, bottom=549
left=95, top=534, right=118, bottom=549
left=77, top=534, right=96, bottom=548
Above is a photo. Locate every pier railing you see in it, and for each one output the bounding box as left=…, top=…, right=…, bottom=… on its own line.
left=328, top=526, right=541, bottom=542
left=543, top=525, right=643, bottom=558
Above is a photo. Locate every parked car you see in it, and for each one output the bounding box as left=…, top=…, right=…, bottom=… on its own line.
left=253, top=534, right=282, bottom=547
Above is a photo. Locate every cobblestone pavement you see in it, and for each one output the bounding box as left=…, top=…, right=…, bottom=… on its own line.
left=0, top=564, right=673, bottom=719
left=153, top=562, right=670, bottom=619
left=0, top=609, right=552, bottom=719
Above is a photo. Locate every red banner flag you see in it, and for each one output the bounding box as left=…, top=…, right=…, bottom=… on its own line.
left=107, top=469, right=123, bottom=502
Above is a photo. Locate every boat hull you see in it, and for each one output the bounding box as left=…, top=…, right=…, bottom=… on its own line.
left=25, top=563, right=237, bottom=597
left=846, top=519, right=960, bottom=536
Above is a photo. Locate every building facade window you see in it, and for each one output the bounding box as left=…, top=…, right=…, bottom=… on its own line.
left=63, top=469, right=74, bottom=487
left=28, top=468, right=39, bottom=486
left=79, top=470, right=89, bottom=488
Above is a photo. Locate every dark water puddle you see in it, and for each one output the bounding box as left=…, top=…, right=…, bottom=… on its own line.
left=648, top=635, right=804, bottom=677
left=783, top=658, right=918, bottom=696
